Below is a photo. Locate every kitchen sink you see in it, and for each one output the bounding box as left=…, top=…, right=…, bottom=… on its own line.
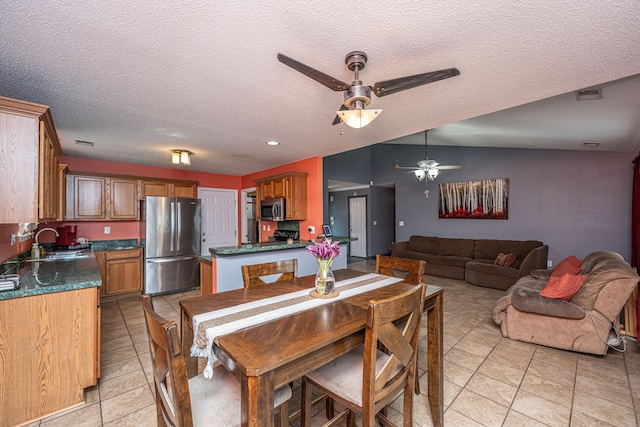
left=27, top=250, right=90, bottom=262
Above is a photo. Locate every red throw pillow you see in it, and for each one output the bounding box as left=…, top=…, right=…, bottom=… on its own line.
left=540, top=273, right=587, bottom=301
left=552, top=255, right=583, bottom=277
left=501, top=253, right=516, bottom=267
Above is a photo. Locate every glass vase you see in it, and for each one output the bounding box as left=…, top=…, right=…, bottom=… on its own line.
left=315, top=258, right=335, bottom=295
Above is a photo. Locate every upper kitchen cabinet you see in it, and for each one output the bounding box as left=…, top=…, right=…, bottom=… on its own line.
left=140, top=180, right=198, bottom=199
left=0, top=96, right=63, bottom=223
left=255, top=172, right=308, bottom=220
left=66, top=173, right=139, bottom=221
left=66, top=173, right=198, bottom=220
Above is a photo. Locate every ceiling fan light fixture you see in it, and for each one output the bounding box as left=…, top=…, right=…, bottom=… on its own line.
left=337, top=108, right=382, bottom=129
left=413, top=169, right=426, bottom=181
left=426, top=167, right=440, bottom=181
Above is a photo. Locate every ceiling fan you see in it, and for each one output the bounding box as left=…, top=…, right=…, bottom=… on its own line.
left=394, top=130, right=463, bottom=197
left=277, top=51, right=460, bottom=128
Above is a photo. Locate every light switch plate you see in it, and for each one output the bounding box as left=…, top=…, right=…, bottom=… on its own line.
left=104, top=226, right=111, bottom=234
left=399, top=221, right=404, bottom=227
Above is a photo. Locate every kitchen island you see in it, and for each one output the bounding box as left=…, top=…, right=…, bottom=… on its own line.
left=0, top=254, right=101, bottom=427
left=200, top=238, right=352, bottom=294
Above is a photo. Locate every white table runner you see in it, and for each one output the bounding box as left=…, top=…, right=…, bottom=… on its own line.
left=190, top=273, right=403, bottom=377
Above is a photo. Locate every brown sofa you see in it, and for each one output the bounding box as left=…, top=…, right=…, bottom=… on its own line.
left=389, top=235, right=548, bottom=290
left=492, top=251, right=639, bottom=355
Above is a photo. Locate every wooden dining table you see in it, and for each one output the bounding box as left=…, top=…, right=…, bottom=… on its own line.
left=179, top=269, right=443, bottom=427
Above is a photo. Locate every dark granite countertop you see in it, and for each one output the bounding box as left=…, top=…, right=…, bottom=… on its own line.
left=90, top=239, right=142, bottom=251
left=0, top=254, right=102, bottom=301
left=210, top=237, right=353, bottom=256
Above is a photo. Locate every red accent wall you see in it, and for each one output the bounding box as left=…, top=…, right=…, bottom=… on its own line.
left=242, top=157, right=323, bottom=242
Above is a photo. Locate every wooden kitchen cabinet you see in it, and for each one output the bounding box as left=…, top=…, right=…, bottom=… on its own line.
left=140, top=180, right=198, bottom=198
left=67, top=174, right=107, bottom=220
left=0, top=96, right=63, bottom=223
left=96, top=248, right=143, bottom=296
left=110, top=178, right=139, bottom=219
left=255, top=171, right=308, bottom=220
left=0, top=287, right=99, bottom=427
left=66, top=173, right=157, bottom=220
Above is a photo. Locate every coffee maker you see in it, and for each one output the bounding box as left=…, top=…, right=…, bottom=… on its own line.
left=56, top=225, right=78, bottom=247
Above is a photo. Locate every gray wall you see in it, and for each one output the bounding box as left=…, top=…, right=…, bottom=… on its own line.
left=327, top=186, right=395, bottom=258
left=325, top=143, right=635, bottom=265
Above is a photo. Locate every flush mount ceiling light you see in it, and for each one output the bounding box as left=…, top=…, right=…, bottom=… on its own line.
left=266, top=140, right=280, bottom=146
left=171, top=150, right=191, bottom=165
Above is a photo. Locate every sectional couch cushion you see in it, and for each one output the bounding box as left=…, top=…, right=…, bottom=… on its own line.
left=407, top=236, right=438, bottom=254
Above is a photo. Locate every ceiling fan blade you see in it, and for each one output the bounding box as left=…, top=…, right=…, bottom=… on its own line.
left=394, top=163, right=419, bottom=170
left=332, top=104, right=348, bottom=125
left=438, top=165, right=464, bottom=170
left=373, top=68, right=460, bottom=97
left=277, top=53, right=351, bottom=92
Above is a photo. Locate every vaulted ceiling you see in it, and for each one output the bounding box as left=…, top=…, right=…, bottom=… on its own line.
left=1, top=1, right=639, bottom=175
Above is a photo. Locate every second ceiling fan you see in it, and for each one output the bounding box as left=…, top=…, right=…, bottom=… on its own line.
left=394, top=130, right=463, bottom=198
left=277, top=51, right=460, bottom=128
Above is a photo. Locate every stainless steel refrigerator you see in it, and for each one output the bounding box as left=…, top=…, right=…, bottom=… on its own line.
left=141, top=196, right=201, bottom=294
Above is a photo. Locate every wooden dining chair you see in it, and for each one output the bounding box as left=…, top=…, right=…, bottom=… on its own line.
left=141, top=294, right=292, bottom=427
left=375, top=255, right=426, bottom=285
left=241, top=259, right=298, bottom=288
left=300, top=283, right=426, bottom=427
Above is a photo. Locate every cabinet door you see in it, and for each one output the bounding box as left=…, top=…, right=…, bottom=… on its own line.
left=38, top=121, right=60, bottom=221
left=73, top=176, right=106, bottom=219
left=0, top=110, right=39, bottom=223
left=141, top=181, right=169, bottom=198
left=172, top=182, right=197, bottom=198
left=110, top=178, right=139, bottom=219
left=273, top=178, right=286, bottom=198
left=261, top=181, right=275, bottom=199
left=104, top=249, right=142, bottom=295
left=57, top=164, right=68, bottom=221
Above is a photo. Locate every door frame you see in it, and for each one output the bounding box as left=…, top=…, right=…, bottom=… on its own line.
left=348, top=195, right=368, bottom=258
left=241, top=187, right=256, bottom=243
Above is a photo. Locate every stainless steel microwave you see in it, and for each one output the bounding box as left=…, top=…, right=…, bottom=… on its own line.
left=260, top=198, right=286, bottom=221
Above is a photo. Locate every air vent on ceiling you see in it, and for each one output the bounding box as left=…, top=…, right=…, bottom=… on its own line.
left=75, top=140, right=95, bottom=147
left=583, top=142, right=600, bottom=147
left=575, top=88, right=602, bottom=101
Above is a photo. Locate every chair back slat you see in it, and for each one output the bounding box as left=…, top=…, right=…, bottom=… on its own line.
left=362, top=283, right=426, bottom=426
left=142, top=294, right=194, bottom=427
left=375, top=255, right=425, bottom=285
left=241, top=259, right=298, bottom=288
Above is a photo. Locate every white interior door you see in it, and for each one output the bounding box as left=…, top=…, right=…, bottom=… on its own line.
left=349, top=196, right=367, bottom=258
left=198, top=188, right=238, bottom=256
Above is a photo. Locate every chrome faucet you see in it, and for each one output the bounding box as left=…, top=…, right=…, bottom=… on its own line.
left=35, top=227, right=59, bottom=245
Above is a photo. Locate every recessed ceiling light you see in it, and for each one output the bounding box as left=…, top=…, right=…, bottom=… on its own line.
left=266, top=140, right=280, bottom=146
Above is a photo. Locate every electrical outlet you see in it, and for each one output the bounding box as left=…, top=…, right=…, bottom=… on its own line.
left=399, top=221, right=404, bottom=227
left=547, top=260, right=553, bottom=268
left=104, top=226, right=111, bottom=234
left=267, top=224, right=271, bottom=231
left=262, top=224, right=266, bottom=231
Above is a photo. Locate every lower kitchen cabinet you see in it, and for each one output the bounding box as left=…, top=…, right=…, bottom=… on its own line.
left=200, top=259, right=213, bottom=295
left=96, top=248, right=143, bottom=296
left=0, top=287, right=99, bottom=427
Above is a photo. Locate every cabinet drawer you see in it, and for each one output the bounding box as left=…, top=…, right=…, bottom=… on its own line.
left=105, top=248, right=141, bottom=260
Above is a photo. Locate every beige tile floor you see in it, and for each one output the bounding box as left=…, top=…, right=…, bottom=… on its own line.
left=28, top=258, right=640, bottom=426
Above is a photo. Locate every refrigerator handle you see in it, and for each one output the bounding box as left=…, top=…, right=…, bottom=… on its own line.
left=176, top=201, right=182, bottom=251
left=170, top=201, right=176, bottom=251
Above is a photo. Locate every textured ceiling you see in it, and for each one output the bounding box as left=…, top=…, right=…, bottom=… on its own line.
left=1, top=1, right=639, bottom=176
